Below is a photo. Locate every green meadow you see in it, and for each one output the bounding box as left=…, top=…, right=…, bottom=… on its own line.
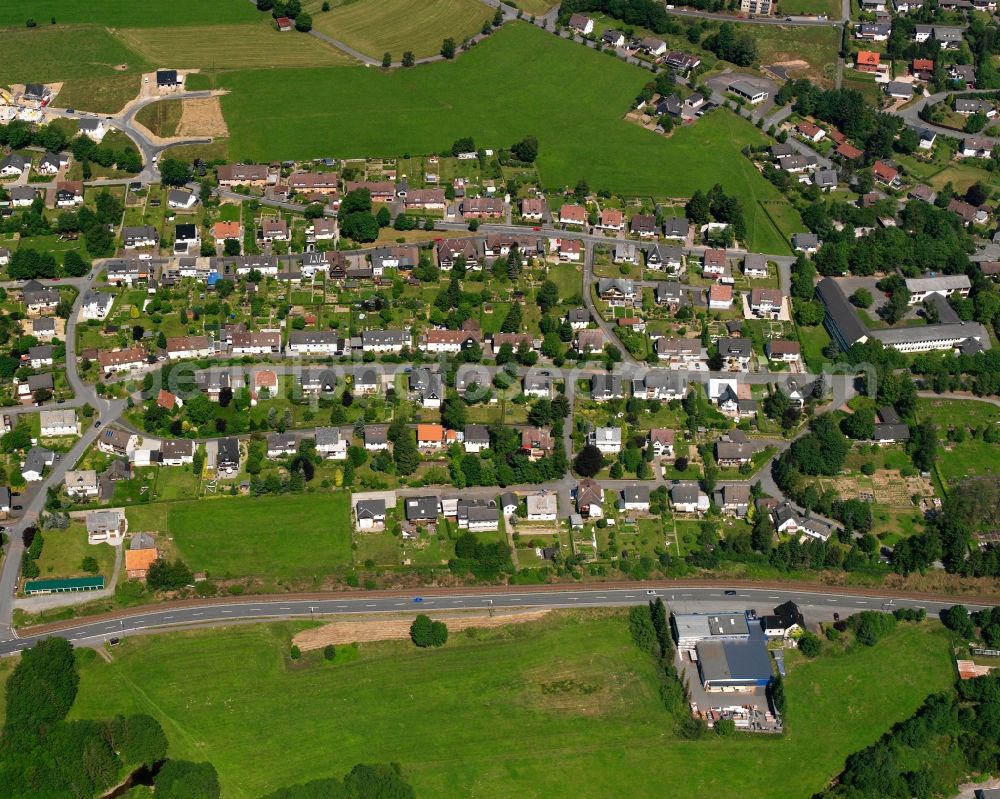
left=218, top=23, right=799, bottom=249
left=61, top=614, right=953, bottom=799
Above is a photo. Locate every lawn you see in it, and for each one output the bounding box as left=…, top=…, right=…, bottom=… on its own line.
left=0, top=0, right=259, bottom=27
left=0, top=25, right=150, bottom=113
left=796, top=322, right=832, bottom=373
left=135, top=100, right=183, bottom=138
left=916, top=396, right=1000, bottom=429
left=165, top=493, right=353, bottom=579
left=115, top=21, right=356, bottom=70
left=306, top=0, right=494, bottom=60
left=218, top=23, right=798, bottom=249
left=61, top=614, right=953, bottom=799
left=33, top=523, right=117, bottom=582
left=776, top=0, right=841, bottom=16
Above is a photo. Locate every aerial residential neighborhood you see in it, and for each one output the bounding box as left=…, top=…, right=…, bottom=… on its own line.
left=0, top=0, right=999, bottom=796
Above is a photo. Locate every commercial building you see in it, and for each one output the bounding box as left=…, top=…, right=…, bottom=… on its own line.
left=672, top=612, right=751, bottom=651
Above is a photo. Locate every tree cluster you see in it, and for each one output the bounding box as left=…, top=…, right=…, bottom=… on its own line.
left=0, top=638, right=170, bottom=798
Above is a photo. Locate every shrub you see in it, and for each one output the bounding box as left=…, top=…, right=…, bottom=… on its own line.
left=323, top=644, right=336, bottom=661
left=798, top=631, right=822, bottom=657
left=290, top=645, right=301, bottom=660
left=410, top=614, right=448, bottom=647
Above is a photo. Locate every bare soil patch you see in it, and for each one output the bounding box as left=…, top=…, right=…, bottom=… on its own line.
left=293, top=609, right=550, bottom=650
left=177, top=96, right=228, bottom=138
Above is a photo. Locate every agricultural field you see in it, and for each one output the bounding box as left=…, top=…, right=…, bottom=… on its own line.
left=306, top=0, right=494, bottom=60
left=218, top=23, right=800, bottom=250
left=0, top=0, right=260, bottom=27
left=61, top=613, right=953, bottom=799
left=115, top=21, right=356, bottom=70
left=0, top=25, right=150, bottom=113
left=124, top=493, right=353, bottom=580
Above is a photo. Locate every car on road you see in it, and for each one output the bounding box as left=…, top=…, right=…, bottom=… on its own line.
left=833, top=612, right=840, bottom=621
left=57, top=399, right=64, bottom=404
left=109, top=637, right=120, bottom=646
left=645, top=590, right=657, bottom=595
left=94, top=421, right=101, bottom=428
left=66, top=108, right=74, bottom=114
left=724, top=590, right=737, bottom=596
left=413, top=597, right=423, bottom=603
left=12, top=506, right=22, bottom=511
left=50, top=277, right=60, bottom=281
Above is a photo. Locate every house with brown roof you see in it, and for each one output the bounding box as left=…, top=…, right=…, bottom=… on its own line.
left=520, top=426, right=554, bottom=460
left=599, top=208, right=624, bottom=231
left=404, top=188, right=446, bottom=211
left=98, top=346, right=146, bottom=373
left=872, top=160, right=900, bottom=187
left=217, top=164, right=269, bottom=187
left=708, top=283, right=733, bottom=310
left=797, top=122, right=825, bottom=142
left=559, top=204, right=587, bottom=225
left=261, top=218, right=289, bottom=242
left=702, top=248, right=728, bottom=277
left=520, top=197, right=544, bottom=220
left=575, top=328, right=606, bottom=353
left=462, top=196, right=504, bottom=219
left=766, top=339, right=801, bottom=361
left=855, top=50, right=881, bottom=73
left=749, top=288, right=785, bottom=316
left=125, top=547, right=159, bottom=580
left=213, top=220, right=242, bottom=241
left=288, top=171, right=339, bottom=194
left=649, top=428, right=675, bottom=457
left=836, top=142, right=864, bottom=160
left=416, top=423, right=449, bottom=450
left=576, top=478, right=604, bottom=518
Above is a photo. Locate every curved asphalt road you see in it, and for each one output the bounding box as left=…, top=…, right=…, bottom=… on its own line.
left=1, top=583, right=990, bottom=655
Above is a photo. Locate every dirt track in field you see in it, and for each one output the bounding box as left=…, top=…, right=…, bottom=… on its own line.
left=293, top=609, right=550, bottom=650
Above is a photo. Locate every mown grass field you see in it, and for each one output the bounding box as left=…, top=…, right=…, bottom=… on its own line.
left=61, top=614, right=953, bottom=799
left=159, top=493, right=353, bottom=579
left=219, top=23, right=796, bottom=250
left=776, top=0, right=841, bottom=17
left=0, top=25, right=150, bottom=112
left=916, top=397, right=1000, bottom=484
left=115, top=21, right=356, bottom=70
left=135, top=99, right=183, bottom=137
left=0, top=0, right=260, bottom=27
left=34, top=524, right=117, bottom=582
left=307, top=0, right=494, bottom=60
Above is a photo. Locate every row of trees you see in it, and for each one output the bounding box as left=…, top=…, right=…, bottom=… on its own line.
left=558, top=0, right=671, bottom=34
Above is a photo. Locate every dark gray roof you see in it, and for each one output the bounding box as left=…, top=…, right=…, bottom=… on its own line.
left=405, top=495, right=439, bottom=521
left=816, top=278, right=869, bottom=348
left=356, top=498, right=386, bottom=519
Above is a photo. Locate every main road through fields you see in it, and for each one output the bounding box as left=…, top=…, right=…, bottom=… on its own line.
left=1, top=583, right=993, bottom=656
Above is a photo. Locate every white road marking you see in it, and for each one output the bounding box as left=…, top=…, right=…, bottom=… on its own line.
left=191, top=612, right=203, bottom=617
left=279, top=607, right=291, bottom=611
left=221, top=610, right=233, bottom=614
left=510, top=598, right=522, bottom=602
left=393, top=602, right=405, bottom=606
left=163, top=615, right=173, bottom=620
left=365, top=604, right=376, bottom=607
left=857, top=601, right=867, bottom=604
